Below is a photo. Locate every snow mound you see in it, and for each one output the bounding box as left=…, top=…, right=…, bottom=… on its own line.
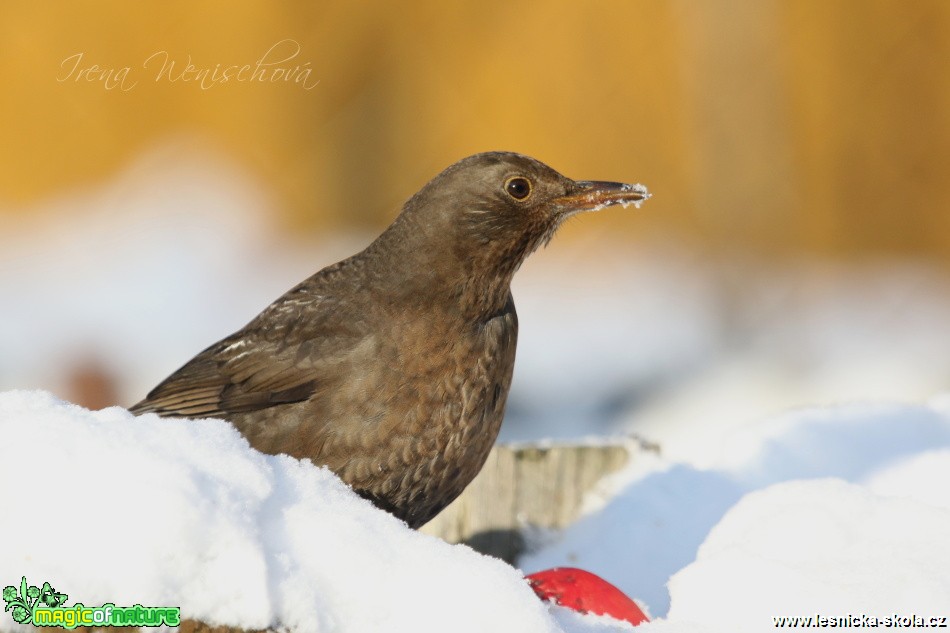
left=666, top=479, right=950, bottom=631
left=524, top=399, right=950, bottom=626
left=0, top=391, right=629, bottom=633
left=6, top=389, right=950, bottom=633
left=865, top=448, right=950, bottom=509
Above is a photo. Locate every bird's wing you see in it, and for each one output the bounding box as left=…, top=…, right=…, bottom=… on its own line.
left=130, top=289, right=368, bottom=418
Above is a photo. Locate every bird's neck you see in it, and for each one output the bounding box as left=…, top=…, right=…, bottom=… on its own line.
left=361, top=213, right=516, bottom=320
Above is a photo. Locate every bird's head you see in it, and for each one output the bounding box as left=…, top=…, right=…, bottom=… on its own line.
left=378, top=152, right=651, bottom=310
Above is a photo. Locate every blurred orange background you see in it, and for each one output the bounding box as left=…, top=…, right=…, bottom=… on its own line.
left=3, top=0, right=949, bottom=258
left=2, top=1, right=950, bottom=431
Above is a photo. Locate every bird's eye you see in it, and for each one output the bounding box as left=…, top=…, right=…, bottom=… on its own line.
left=505, top=177, right=532, bottom=200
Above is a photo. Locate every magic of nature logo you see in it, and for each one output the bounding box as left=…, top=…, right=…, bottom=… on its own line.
left=3, top=576, right=180, bottom=629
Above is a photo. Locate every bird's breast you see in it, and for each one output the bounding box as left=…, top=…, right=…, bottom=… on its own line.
left=328, top=303, right=518, bottom=526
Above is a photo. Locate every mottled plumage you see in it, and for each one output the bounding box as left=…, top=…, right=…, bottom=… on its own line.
left=131, top=152, right=648, bottom=528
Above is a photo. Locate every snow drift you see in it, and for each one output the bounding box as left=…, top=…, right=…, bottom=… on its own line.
left=524, top=398, right=950, bottom=629
left=0, top=390, right=630, bottom=633
left=3, top=390, right=950, bottom=632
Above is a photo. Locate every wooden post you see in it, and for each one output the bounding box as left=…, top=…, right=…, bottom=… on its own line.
left=420, top=441, right=637, bottom=562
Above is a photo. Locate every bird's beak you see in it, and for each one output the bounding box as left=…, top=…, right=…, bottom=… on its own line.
left=554, top=180, right=651, bottom=214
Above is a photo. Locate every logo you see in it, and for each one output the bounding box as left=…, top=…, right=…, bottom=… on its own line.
left=3, top=577, right=180, bottom=629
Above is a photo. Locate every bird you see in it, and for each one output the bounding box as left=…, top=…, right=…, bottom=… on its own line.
left=131, top=151, right=650, bottom=528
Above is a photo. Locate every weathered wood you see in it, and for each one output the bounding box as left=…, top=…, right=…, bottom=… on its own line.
left=420, top=441, right=636, bottom=562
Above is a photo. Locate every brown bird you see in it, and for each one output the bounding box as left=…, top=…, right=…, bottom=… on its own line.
left=131, top=151, right=649, bottom=528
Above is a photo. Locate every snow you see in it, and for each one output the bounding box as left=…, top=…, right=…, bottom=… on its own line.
left=4, top=392, right=950, bottom=632
left=0, top=390, right=632, bottom=633
left=866, top=448, right=950, bottom=508
left=522, top=398, right=950, bottom=630
left=665, top=479, right=950, bottom=629
left=618, top=183, right=650, bottom=210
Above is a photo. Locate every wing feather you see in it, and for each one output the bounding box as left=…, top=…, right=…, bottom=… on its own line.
left=130, top=288, right=367, bottom=419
